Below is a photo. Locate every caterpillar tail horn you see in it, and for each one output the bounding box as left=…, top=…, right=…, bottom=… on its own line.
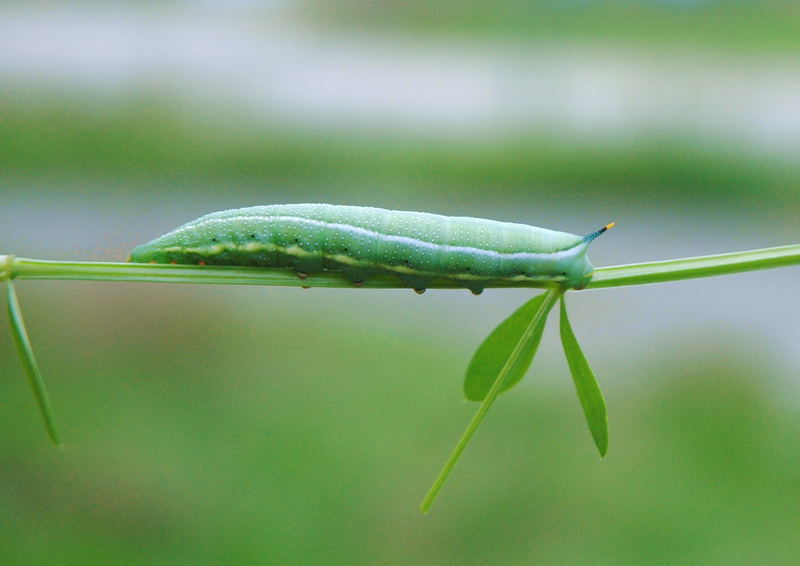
left=583, top=222, right=616, bottom=244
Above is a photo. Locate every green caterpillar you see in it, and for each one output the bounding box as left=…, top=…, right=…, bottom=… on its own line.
left=129, top=204, right=613, bottom=293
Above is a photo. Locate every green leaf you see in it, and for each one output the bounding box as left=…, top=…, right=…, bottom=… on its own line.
left=559, top=296, right=607, bottom=457
left=6, top=280, right=62, bottom=446
left=464, top=292, right=552, bottom=401
left=422, top=289, right=560, bottom=512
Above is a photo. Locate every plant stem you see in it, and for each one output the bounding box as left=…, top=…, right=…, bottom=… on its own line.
left=587, top=243, right=800, bottom=289
left=6, top=279, right=62, bottom=445
left=0, top=256, right=550, bottom=289
left=2, top=244, right=798, bottom=290
left=420, top=289, right=561, bottom=513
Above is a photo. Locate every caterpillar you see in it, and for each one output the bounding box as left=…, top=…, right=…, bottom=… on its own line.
left=129, top=204, right=613, bottom=293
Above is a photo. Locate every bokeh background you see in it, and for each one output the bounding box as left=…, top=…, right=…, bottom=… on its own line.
left=2, top=2, right=799, bottom=565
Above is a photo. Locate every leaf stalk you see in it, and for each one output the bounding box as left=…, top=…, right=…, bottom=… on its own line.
left=420, top=289, right=561, bottom=513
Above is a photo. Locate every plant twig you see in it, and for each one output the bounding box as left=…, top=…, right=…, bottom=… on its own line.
left=3, top=244, right=798, bottom=290
left=587, top=244, right=800, bottom=289
left=5, top=279, right=62, bottom=445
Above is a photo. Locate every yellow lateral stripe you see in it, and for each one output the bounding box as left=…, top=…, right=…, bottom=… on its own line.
left=163, top=242, right=565, bottom=283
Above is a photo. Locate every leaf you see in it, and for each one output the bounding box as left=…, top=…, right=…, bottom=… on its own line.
left=6, top=280, right=62, bottom=445
left=422, top=289, right=560, bottom=512
left=464, top=292, right=552, bottom=401
left=559, top=296, right=607, bottom=457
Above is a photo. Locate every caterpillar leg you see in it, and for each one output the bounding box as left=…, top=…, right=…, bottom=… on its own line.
left=342, top=266, right=376, bottom=288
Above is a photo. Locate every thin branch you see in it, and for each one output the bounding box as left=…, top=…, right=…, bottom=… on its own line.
left=587, top=244, right=800, bottom=289
left=0, top=256, right=552, bottom=289
left=5, top=279, right=62, bottom=445
left=2, top=244, right=799, bottom=290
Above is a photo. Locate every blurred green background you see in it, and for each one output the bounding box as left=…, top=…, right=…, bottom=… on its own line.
left=1, top=2, right=799, bottom=565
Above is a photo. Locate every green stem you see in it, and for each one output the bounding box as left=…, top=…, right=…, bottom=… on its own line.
left=587, top=243, right=800, bottom=289
left=419, top=289, right=561, bottom=513
left=0, top=256, right=551, bottom=289
left=2, top=244, right=798, bottom=290
left=5, top=279, right=62, bottom=446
